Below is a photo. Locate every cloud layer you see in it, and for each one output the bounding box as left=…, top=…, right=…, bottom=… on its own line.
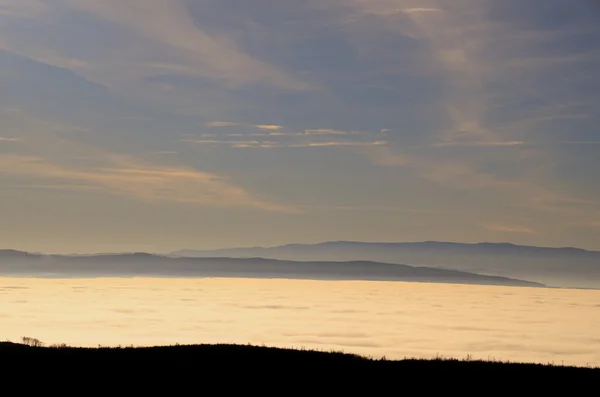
left=2, top=277, right=599, bottom=367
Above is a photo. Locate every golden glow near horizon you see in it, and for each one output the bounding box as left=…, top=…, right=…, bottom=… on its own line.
left=1, top=277, right=598, bottom=367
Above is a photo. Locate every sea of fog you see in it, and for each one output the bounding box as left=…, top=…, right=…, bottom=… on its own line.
left=1, top=277, right=599, bottom=367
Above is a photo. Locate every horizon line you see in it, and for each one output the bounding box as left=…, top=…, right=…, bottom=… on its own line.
left=2, top=240, right=598, bottom=256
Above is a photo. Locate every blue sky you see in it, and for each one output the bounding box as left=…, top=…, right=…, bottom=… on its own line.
left=1, top=0, right=599, bottom=253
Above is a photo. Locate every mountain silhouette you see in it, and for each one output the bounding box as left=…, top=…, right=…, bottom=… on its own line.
left=170, top=241, right=600, bottom=289
left=0, top=250, right=543, bottom=287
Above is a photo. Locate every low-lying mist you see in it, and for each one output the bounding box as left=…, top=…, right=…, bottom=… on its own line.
left=1, top=277, right=599, bottom=367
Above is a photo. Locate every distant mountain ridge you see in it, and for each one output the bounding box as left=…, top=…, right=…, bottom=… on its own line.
left=170, top=241, right=600, bottom=289
left=0, top=249, right=543, bottom=288
left=173, top=241, right=600, bottom=256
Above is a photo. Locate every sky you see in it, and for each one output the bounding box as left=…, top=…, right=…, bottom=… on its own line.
left=0, top=0, right=599, bottom=253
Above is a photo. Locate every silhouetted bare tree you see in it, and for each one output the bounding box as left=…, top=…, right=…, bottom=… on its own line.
left=21, top=336, right=44, bottom=347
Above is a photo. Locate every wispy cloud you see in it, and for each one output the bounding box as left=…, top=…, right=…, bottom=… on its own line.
left=267, top=131, right=301, bottom=136
left=294, top=204, right=450, bottom=213
left=525, top=194, right=598, bottom=214
left=232, top=142, right=281, bottom=148
left=342, top=0, right=600, bottom=220
left=61, top=0, right=312, bottom=90
left=483, top=224, right=537, bottom=235
left=204, top=121, right=240, bottom=127
left=570, top=220, right=600, bottom=229
left=255, top=125, right=283, bottom=131
left=204, top=122, right=283, bottom=131
left=402, top=8, right=443, bottom=14
left=368, top=141, right=600, bottom=225
left=363, top=145, right=412, bottom=167
left=434, top=141, right=526, bottom=147
left=147, top=151, right=178, bottom=155
left=0, top=0, right=49, bottom=19
left=183, top=139, right=386, bottom=149
left=290, top=141, right=386, bottom=147
left=0, top=154, right=293, bottom=212
left=0, top=137, right=21, bottom=142
left=183, top=139, right=262, bottom=146
left=0, top=0, right=316, bottom=119
left=184, top=124, right=384, bottom=148
left=561, top=141, right=600, bottom=145
left=304, top=129, right=362, bottom=136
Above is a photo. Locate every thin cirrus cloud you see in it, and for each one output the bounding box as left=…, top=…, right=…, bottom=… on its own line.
left=402, top=8, right=443, bottom=14
left=483, top=224, right=537, bottom=235
left=267, top=131, right=302, bottom=136
left=195, top=125, right=370, bottom=142
left=204, top=122, right=283, bottom=131
left=184, top=125, right=382, bottom=148
left=290, top=141, right=387, bottom=147
left=368, top=141, right=597, bottom=231
left=255, top=125, right=283, bottom=131
left=0, top=0, right=48, bottom=19
left=347, top=0, right=596, bottom=148
left=204, top=122, right=240, bottom=127
left=61, top=0, right=313, bottom=90
left=182, top=139, right=261, bottom=146
left=342, top=0, right=600, bottom=220
left=0, top=0, right=315, bottom=113
left=434, top=141, right=526, bottom=147
left=182, top=139, right=387, bottom=149
left=304, top=129, right=362, bottom=136
left=570, top=220, right=600, bottom=229
left=561, top=141, right=600, bottom=145
left=0, top=154, right=293, bottom=212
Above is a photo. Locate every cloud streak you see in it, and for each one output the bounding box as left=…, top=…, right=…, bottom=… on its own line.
left=434, top=141, right=526, bottom=147
left=340, top=0, right=600, bottom=225
left=61, top=0, right=312, bottom=90
left=182, top=138, right=387, bottom=149
left=402, top=8, right=443, bottom=14
left=204, top=122, right=284, bottom=131
left=255, top=125, right=283, bottom=131
left=0, top=154, right=293, bottom=212
left=561, top=141, right=600, bottom=145
left=484, top=224, right=537, bottom=235
left=290, top=141, right=386, bottom=147
left=304, top=129, right=362, bottom=136
left=204, top=122, right=240, bottom=127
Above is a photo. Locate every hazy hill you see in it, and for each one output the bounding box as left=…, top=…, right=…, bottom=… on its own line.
left=0, top=250, right=543, bottom=287
left=170, top=241, right=600, bottom=289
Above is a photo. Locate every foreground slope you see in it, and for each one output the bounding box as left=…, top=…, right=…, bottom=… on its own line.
left=0, top=343, right=597, bottom=391
left=0, top=250, right=543, bottom=287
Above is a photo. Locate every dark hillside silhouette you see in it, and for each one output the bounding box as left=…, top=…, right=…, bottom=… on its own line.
left=0, top=342, right=597, bottom=392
